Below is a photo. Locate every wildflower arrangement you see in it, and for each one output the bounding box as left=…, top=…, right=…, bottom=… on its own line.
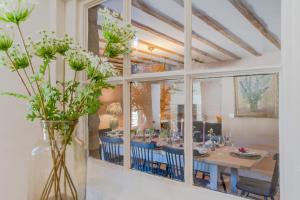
left=99, top=7, right=136, bottom=58
left=0, top=1, right=135, bottom=199
left=0, top=3, right=135, bottom=122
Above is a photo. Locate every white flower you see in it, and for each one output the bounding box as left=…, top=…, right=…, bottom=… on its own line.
left=86, top=52, right=118, bottom=77
left=0, top=0, right=39, bottom=24
left=98, top=7, right=136, bottom=58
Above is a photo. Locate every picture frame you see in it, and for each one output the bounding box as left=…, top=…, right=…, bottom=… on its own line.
left=234, top=74, right=279, bottom=118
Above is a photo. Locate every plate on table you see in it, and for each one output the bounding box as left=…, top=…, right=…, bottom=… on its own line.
left=194, top=147, right=209, bottom=157
left=230, top=151, right=262, bottom=160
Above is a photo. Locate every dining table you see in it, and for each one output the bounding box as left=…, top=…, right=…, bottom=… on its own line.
left=193, top=146, right=268, bottom=193
left=100, top=135, right=269, bottom=193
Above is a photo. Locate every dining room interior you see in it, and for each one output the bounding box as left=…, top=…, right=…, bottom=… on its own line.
left=3, top=0, right=300, bottom=199
left=87, top=0, right=280, bottom=199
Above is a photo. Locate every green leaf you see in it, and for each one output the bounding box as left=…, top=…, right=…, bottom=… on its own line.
left=0, top=92, right=29, bottom=100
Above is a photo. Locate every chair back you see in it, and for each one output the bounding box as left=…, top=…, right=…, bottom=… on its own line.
left=98, top=128, right=112, bottom=138
left=270, top=153, right=279, bottom=195
left=131, top=141, right=155, bottom=173
left=163, top=146, right=184, bottom=181
left=100, top=137, right=123, bottom=165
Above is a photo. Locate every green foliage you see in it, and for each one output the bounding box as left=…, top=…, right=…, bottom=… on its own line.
left=30, top=31, right=58, bottom=60
left=41, top=83, right=61, bottom=120
left=9, top=46, right=29, bottom=70
left=0, top=92, right=29, bottom=100
left=0, top=31, right=13, bottom=51
left=66, top=49, right=90, bottom=71
left=32, top=58, right=50, bottom=82
left=0, top=3, right=135, bottom=124
left=99, top=8, right=136, bottom=58
left=0, top=0, right=36, bottom=25
left=239, top=75, right=271, bottom=111
left=160, top=128, right=171, bottom=139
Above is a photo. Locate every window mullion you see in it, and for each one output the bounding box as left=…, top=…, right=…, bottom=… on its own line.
left=123, top=0, right=132, bottom=169
left=184, top=0, right=193, bottom=186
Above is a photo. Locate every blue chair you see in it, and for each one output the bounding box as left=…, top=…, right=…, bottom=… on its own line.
left=98, top=128, right=112, bottom=159
left=131, top=141, right=158, bottom=174
left=163, top=146, right=185, bottom=181
left=237, top=153, right=279, bottom=200
left=100, top=137, right=123, bottom=165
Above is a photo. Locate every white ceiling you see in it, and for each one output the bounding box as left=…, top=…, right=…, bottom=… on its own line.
left=100, top=0, right=281, bottom=64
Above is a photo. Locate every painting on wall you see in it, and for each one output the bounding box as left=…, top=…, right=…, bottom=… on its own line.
left=234, top=74, right=279, bottom=118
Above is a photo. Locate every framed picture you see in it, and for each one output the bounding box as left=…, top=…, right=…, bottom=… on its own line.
left=234, top=74, right=279, bottom=118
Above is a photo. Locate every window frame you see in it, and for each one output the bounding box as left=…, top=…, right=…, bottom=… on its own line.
left=78, top=0, right=281, bottom=195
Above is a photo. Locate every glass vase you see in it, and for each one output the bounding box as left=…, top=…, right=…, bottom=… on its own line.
left=28, top=120, right=87, bottom=200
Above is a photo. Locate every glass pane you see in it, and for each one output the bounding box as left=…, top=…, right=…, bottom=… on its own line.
left=130, top=79, right=185, bottom=181
left=191, top=0, right=281, bottom=70
left=88, top=0, right=124, bottom=76
left=88, top=85, right=124, bottom=166
left=192, top=74, right=279, bottom=198
left=131, top=0, right=184, bottom=74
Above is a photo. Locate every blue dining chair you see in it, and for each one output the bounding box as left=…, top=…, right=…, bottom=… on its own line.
left=163, top=146, right=185, bottom=181
left=237, top=153, right=279, bottom=200
left=131, top=141, right=158, bottom=174
left=100, top=137, right=123, bottom=165
left=98, top=128, right=112, bottom=159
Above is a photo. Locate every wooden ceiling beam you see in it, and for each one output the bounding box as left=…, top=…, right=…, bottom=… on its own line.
left=133, top=21, right=222, bottom=62
left=132, top=47, right=184, bottom=64
left=99, top=39, right=184, bottom=64
left=228, top=0, right=280, bottom=49
left=138, top=40, right=203, bottom=63
left=138, top=39, right=184, bottom=58
left=99, top=5, right=221, bottom=62
left=132, top=0, right=240, bottom=60
left=100, top=46, right=181, bottom=66
left=131, top=55, right=181, bottom=67
left=174, top=0, right=262, bottom=56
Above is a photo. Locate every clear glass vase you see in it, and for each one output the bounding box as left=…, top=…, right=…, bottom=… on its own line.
left=28, top=120, right=87, bottom=200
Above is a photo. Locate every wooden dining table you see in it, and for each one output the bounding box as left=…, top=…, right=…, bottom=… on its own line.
left=100, top=136, right=268, bottom=193
left=193, top=146, right=268, bottom=193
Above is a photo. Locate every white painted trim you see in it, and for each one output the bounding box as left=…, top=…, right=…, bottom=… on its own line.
left=124, top=70, right=184, bottom=81
left=122, top=0, right=132, bottom=170
left=190, top=65, right=281, bottom=79
left=73, top=0, right=284, bottom=199
left=183, top=0, right=194, bottom=186
left=279, top=0, right=300, bottom=199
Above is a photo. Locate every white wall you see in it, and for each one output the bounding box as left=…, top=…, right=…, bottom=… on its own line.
left=221, top=77, right=279, bottom=152
left=199, top=77, right=279, bottom=152
left=280, top=0, right=300, bottom=199
left=0, top=1, right=52, bottom=200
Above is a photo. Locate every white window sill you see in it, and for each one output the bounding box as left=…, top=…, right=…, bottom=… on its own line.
left=87, top=158, right=243, bottom=200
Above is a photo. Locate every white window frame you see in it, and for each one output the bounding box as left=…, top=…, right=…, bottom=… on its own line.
left=67, top=0, right=286, bottom=198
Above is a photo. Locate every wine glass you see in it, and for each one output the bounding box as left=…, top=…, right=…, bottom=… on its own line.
left=225, top=133, right=232, bottom=146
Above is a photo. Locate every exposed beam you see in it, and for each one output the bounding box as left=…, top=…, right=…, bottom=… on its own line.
left=99, top=5, right=222, bottom=62
left=132, top=0, right=240, bottom=59
left=108, top=58, right=144, bottom=65
left=99, top=39, right=184, bottom=64
left=139, top=40, right=203, bottom=63
left=99, top=45, right=182, bottom=67
left=133, top=21, right=222, bottom=62
left=138, top=39, right=184, bottom=58
left=132, top=47, right=184, bottom=64
left=132, top=55, right=182, bottom=66
left=228, top=0, right=281, bottom=49
left=174, top=0, right=262, bottom=56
